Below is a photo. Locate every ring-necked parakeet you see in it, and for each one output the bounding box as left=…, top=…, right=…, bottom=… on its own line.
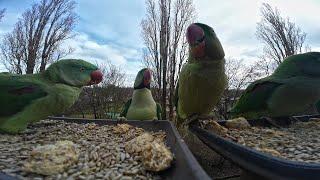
left=175, top=23, right=227, bottom=125
left=120, top=68, right=162, bottom=120
left=0, top=59, right=103, bottom=133
left=230, top=52, right=320, bottom=119
left=174, top=23, right=228, bottom=165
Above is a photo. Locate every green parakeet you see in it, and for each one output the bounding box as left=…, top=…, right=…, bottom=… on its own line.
left=174, top=23, right=228, bottom=168
left=120, top=68, right=162, bottom=120
left=0, top=59, right=103, bottom=133
left=230, top=52, right=320, bottom=119
left=175, top=23, right=227, bottom=124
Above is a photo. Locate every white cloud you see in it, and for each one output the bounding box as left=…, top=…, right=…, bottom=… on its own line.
left=63, top=32, right=143, bottom=87
left=75, top=0, right=146, bottom=48
left=196, top=0, right=320, bottom=62
left=64, top=33, right=126, bottom=65
left=1, top=0, right=319, bottom=80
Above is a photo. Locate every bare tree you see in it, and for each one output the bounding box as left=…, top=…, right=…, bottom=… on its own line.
left=66, top=90, right=90, bottom=118
left=214, top=58, right=260, bottom=119
left=0, top=8, right=5, bottom=22
left=141, top=0, right=196, bottom=120
left=84, top=62, right=127, bottom=119
left=1, top=23, right=25, bottom=74
left=0, top=0, right=76, bottom=74
left=256, top=3, right=309, bottom=75
left=102, top=62, right=126, bottom=87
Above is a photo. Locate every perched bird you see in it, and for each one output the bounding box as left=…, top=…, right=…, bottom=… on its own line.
left=175, top=23, right=227, bottom=125
left=120, top=68, right=162, bottom=120
left=174, top=23, right=227, bottom=166
left=230, top=52, right=320, bottom=119
left=0, top=59, right=103, bottom=133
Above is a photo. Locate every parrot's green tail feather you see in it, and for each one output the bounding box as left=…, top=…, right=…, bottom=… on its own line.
left=120, top=99, right=132, bottom=118
left=156, top=103, right=162, bottom=120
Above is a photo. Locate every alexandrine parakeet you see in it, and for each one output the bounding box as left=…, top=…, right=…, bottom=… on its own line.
left=0, top=59, right=103, bottom=133
left=120, top=68, right=162, bottom=120
left=230, top=52, right=320, bottom=119
left=175, top=23, right=227, bottom=125
left=174, top=23, right=227, bottom=165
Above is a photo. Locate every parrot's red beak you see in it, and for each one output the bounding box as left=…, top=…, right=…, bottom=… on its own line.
left=186, top=23, right=206, bottom=58
left=89, top=70, right=103, bottom=85
left=143, top=69, right=152, bottom=86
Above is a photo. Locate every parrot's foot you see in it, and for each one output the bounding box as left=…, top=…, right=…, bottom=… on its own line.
left=184, top=114, right=216, bottom=126
left=152, top=117, right=158, bottom=122
left=23, top=128, right=38, bottom=135
left=289, top=116, right=300, bottom=123
left=261, top=117, right=282, bottom=128
left=183, top=114, right=199, bottom=126
left=116, top=116, right=127, bottom=123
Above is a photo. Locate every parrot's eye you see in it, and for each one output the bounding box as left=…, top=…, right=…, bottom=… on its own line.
left=190, top=36, right=205, bottom=47
left=80, top=67, right=85, bottom=72
left=197, top=36, right=205, bottom=43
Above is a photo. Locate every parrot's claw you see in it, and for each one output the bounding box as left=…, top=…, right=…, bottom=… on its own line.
left=184, top=114, right=217, bottom=126
left=261, top=117, right=282, bottom=128
left=183, top=114, right=200, bottom=126
left=116, top=117, right=127, bottom=123
left=23, top=128, right=38, bottom=135
left=152, top=117, right=158, bottom=122
left=289, top=116, right=300, bottom=123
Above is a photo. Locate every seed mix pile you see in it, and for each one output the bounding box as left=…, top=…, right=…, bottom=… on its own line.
left=202, top=118, right=320, bottom=164
left=0, top=120, right=174, bottom=180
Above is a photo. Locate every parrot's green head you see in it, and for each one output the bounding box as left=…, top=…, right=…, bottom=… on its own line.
left=134, top=68, right=152, bottom=90
left=186, top=23, right=225, bottom=60
left=44, top=59, right=103, bottom=87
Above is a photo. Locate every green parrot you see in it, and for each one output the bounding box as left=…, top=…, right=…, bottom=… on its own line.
left=230, top=52, right=320, bottom=119
left=175, top=23, right=227, bottom=125
left=120, top=68, right=162, bottom=120
left=0, top=59, right=103, bottom=133
left=174, top=23, right=227, bottom=167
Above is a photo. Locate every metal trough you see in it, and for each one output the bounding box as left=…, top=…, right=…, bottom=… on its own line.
left=189, top=115, right=320, bottom=180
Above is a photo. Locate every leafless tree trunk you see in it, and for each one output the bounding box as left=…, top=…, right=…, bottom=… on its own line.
left=159, top=0, right=170, bottom=120
left=141, top=0, right=196, bottom=120
left=256, top=3, right=309, bottom=75
left=0, top=0, right=76, bottom=74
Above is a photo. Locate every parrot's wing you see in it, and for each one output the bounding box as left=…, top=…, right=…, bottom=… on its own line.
left=229, top=79, right=282, bottom=116
left=156, top=103, right=162, bottom=120
left=0, top=77, right=48, bottom=117
left=119, top=98, right=132, bottom=118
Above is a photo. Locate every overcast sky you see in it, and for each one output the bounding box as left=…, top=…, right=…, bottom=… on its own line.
left=0, top=0, right=319, bottom=86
